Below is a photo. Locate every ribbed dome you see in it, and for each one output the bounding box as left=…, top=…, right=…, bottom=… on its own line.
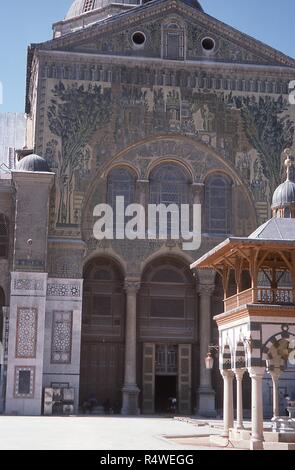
left=65, top=0, right=139, bottom=19
left=272, top=180, right=295, bottom=209
left=16, top=154, right=51, bottom=173
left=65, top=0, right=203, bottom=20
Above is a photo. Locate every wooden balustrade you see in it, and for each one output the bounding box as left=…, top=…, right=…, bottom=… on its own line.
left=224, top=287, right=294, bottom=312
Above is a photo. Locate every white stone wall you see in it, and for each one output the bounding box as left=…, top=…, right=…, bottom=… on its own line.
left=5, top=272, right=48, bottom=416
left=43, top=278, right=83, bottom=413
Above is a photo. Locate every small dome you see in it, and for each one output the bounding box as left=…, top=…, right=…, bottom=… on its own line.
left=65, top=0, right=139, bottom=20
left=65, top=0, right=203, bottom=20
left=16, top=154, right=51, bottom=173
left=272, top=180, right=295, bottom=209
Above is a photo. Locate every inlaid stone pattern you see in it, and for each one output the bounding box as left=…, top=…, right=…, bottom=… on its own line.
left=14, top=366, right=35, bottom=398
left=14, top=279, right=44, bottom=292
left=51, top=311, right=73, bottom=364
left=47, top=283, right=81, bottom=298
left=16, top=308, right=38, bottom=359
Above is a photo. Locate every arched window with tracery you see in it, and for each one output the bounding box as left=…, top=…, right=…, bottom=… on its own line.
left=0, top=215, right=9, bottom=259
left=205, top=175, right=232, bottom=235
left=150, top=164, right=189, bottom=205
left=163, top=22, right=185, bottom=60
left=107, top=167, right=136, bottom=207
left=107, top=167, right=136, bottom=233
left=150, top=164, right=190, bottom=237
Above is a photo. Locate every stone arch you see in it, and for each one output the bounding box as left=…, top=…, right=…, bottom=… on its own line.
left=146, top=158, right=194, bottom=183
left=140, top=248, right=194, bottom=279
left=83, top=250, right=127, bottom=279
left=81, top=134, right=257, bottom=234
left=221, top=344, right=233, bottom=370
left=262, top=331, right=295, bottom=368
left=104, top=162, right=140, bottom=181
left=80, top=255, right=127, bottom=409
left=234, top=341, right=247, bottom=369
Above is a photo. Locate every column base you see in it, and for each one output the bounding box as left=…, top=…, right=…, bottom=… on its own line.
left=121, top=384, right=140, bottom=416
left=195, top=387, right=217, bottom=418
left=250, top=439, right=264, bottom=451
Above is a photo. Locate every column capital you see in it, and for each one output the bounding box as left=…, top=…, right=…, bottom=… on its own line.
left=221, top=369, right=235, bottom=379
left=191, top=183, right=204, bottom=204
left=234, top=369, right=246, bottom=380
left=248, top=366, right=265, bottom=379
left=197, top=268, right=216, bottom=294
left=124, top=279, right=141, bottom=294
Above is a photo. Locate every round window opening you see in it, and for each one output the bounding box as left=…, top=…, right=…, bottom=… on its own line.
left=132, top=32, right=146, bottom=46
left=202, top=37, right=215, bottom=52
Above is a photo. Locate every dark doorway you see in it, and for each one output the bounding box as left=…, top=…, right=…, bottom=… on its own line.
left=155, top=376, right=177, bottom=413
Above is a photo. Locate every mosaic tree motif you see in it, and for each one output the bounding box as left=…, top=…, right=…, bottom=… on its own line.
left=231, top=95, right=294, bottom=190
left=48, top=82, right=112, bottom=225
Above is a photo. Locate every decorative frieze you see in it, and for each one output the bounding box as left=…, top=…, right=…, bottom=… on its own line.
left=15, top=308, right=38, bottom=359
left=51, top=311, right=73, bottom=364
left=14, top=366, right=35, bottom=399
left=47, top=283, right=81, bottom=298
left=14, top=279, right=44, bottom=292
left=41, top=60, right=290, bottom=96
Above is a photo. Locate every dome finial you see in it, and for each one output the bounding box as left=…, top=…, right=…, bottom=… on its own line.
left=284, top=148, right=293, bottom=182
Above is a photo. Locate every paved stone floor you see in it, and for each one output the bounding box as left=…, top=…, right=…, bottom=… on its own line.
left=0, top=416, right=226, bottom=450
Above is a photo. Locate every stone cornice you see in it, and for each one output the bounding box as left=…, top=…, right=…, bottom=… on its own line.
left=214, top=303, right=295, bottom=327
left=12, top=171, right=55, bottom=188
left=37, top=49, right=295, bottom=77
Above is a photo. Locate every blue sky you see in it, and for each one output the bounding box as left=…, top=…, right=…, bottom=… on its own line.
left=0, top=0, right=294, bottom=113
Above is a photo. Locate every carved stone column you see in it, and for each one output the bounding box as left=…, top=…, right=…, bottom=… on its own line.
left=196, top=269, right=216, bottom=417
left=249, top=367, right=265, bottom=450
left=136, top=180, right=149, bottom=206
left=122, top=280, right=140, bottom=415
left=221, top=369, right=235, bottom=437
left=269, top=368, right=281, bottom=420
left=234, top=369, right=245, bottom=430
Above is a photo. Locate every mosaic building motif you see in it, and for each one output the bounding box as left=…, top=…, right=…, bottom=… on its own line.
left=15, top=308, right=38, bottom=359
left=14, top=367, right=35, bottom=399
left=51, top=311, right=73, bottom=364
left=47, top=283, right=81, bottom=298
left=14, top=279, right=44, bottom=292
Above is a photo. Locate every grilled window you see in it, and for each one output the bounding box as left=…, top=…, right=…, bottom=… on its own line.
left=0, top=215, right=8, bottom=259
left=83, top=0, right=95, bottom=13
left=205, top=175, right=232, bottom=234
left=150, top=164, right=190, bottom=237
left=163, top=23, right=185, bottom=60
left=151, top=298, right=185, bottom=319
left=107, top=168, right=136, bottom=208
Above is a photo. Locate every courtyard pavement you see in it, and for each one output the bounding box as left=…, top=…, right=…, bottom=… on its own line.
left=0, top=416, right=226, bottom=450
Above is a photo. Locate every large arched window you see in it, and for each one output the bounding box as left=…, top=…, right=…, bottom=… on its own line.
left=150, top=164, right=189, bottom=205
left=163, top=22, right=185, bottom=60
left=205, top=175, right=232, bottom=235
left=107, top=167, right=136, bottom=233
left=107, top=167, right=136, bottom=207
left=150, top=164, right=190, bottom=238
left=0, top=215, right=9, bottom=259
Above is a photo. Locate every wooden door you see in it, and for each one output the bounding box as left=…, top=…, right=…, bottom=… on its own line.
left=142, top=343, right=155, bottom=414
left=178, top=344, right=192, bottom=415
